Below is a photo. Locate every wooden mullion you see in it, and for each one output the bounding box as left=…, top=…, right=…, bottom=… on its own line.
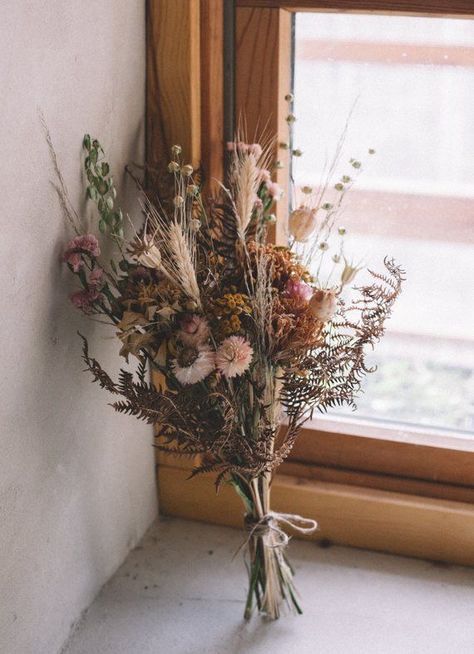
left=235, top=6, right=292, bottom=244
left=146, top=0, right=201, bottom=169
left=200, top=0, right=225, bottom=191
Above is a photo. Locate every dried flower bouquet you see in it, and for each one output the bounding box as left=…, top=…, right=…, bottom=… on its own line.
left=54, top=130, right=403, bottom=620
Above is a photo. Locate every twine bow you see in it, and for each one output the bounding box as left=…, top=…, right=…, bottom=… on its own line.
left=244, top=511, right=318, bottom=549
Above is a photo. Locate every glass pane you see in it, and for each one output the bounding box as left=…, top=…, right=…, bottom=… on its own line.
left=293, top=13, right=474, bottom=434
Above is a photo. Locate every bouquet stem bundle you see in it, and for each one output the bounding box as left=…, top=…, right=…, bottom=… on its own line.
left=234, top=472, right=306, bottom=620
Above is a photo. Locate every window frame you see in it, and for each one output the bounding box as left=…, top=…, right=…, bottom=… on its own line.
left=146, top=0, right=474, bottom=564
left=233, top=0, right=474, bottom=502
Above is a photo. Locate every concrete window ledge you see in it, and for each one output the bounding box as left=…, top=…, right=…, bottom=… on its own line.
left=61, top=517, right=474, bottom=654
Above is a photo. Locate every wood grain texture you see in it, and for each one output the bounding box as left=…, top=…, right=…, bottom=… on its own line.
left=236, top=0, right=474, bottom=17
left=158, top=463, right=474, bottom=566
left=291, top=426, right=474, bottom=488
left=146, top=0, right=201, bottom=169
left=235, top=7, right=292, bottom=244
left=156, top=448, right=474, bottom=503
left=200, top=0, right=225, bottom=190
left=280, top=461, right=474, bottom=503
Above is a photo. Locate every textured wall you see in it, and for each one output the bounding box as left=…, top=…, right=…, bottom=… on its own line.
left=0, top=2, right=157, bottom=653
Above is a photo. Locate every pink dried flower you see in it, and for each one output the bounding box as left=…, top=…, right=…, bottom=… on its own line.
left=248, top=143, right=263, bottom=158
left=69, top=288, right=102, bottom=314
left=63, top=234, right=101, bottom=271
left=216, top=336, right=253, bottom=379
left=259, top=168, right=271, bottom=184
left=286, top=278, right=313, bottom=303
left=178, top=314, right=210, bottom=346
left=64, top=252, right=83, bottom=273
left=65, top=234, right=100, bottom=257
left=265, top=181, right=282, bottom=199
left=172, top=345, right=215, bottom=385
left=88, top=267, right=104, bottom=289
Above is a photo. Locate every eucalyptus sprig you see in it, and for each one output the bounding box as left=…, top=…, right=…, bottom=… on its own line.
left=83, top=134, right=124, bottom=239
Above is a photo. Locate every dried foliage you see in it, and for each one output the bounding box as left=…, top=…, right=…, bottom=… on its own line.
left=56, top=127, right=404, bottom=620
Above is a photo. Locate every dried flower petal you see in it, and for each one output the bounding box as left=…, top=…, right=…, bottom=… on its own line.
left=216, top=336, right=253, bottom=378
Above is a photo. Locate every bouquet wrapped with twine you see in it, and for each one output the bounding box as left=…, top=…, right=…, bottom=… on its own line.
left=54, top=129, right=403, bottom=620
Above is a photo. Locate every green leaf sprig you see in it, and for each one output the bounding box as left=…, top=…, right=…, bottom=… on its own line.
left=83, top=134, right=124, bottom=239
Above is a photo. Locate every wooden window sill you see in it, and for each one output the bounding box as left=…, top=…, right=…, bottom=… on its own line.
left=156, top=451, right=474, bottom=567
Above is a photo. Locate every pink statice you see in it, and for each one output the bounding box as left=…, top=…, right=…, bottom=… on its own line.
left=65, top=234, right=100, bottom=256
left=63, top=234, right=101, bottom=272
left=178, top=314, right=210, bottom=346
left=64, top=252, right=83, bottom=273
left=88, top=267, right=104, bottom=289
left=216, top=336, right=253, bottom=379
left=69, top=288, right=102, bottom=314
left=285, top=278, right=313, bottom=303
left=172, top=345, right=215, bottom=385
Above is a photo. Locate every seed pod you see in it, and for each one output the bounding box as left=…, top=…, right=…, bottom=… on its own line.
left=288, top=206, right=318, bottom=242
left=309, top=289, right=337, bottom=322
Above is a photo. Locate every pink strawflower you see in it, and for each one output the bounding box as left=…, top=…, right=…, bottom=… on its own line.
left=286, top=278, right=313, bottom=303
left=216, top=336, right=253, bottom=379
left=172, top=345, right=215, bottom=385
left=178, top=314, right=210, bottom=346
left=69, top=288, right=102, bottom=314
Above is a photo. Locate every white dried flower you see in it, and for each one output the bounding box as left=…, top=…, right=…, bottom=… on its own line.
left=181, top=164, right=194, bottom=176
left=172, top=345, right=215, bottom=386
left=171, top=145, right=182, bottom=156
left=168, top=161, right=180, bottom=173
left=173, top=195, right=185, bottom=208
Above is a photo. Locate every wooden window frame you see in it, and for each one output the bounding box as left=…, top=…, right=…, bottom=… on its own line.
left=146, top=0, right=474, bottom=565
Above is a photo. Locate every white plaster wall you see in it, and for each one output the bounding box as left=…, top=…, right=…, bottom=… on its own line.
left=0, top=2, right=157, bottom=653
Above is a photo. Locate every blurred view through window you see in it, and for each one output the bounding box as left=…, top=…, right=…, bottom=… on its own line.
left=293, top=13, right=474, bottom=433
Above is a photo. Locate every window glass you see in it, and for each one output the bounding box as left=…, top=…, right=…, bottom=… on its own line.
left=293, top=13, right=474, bottom=433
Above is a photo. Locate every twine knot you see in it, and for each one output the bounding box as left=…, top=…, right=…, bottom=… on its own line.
left=244, top=511, right=318, bottom=548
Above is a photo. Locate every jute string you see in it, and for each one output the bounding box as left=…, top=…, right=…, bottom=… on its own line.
left=244, top=511, right=318, bottom=548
